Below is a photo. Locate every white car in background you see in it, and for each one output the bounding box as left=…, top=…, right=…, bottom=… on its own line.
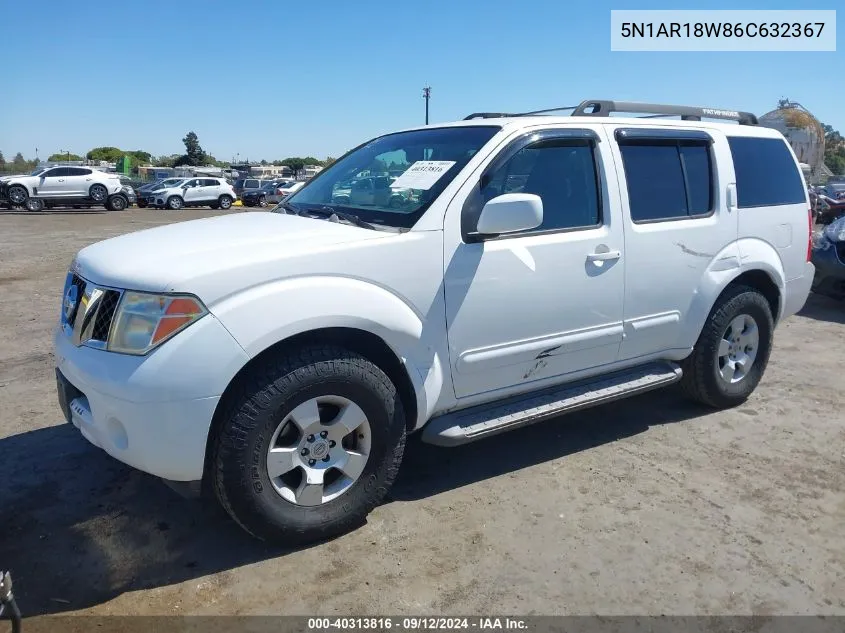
left=1, top=166, right=125, bottom=211
left=148, top=177, right=236, bottom=210
left=278, top=181, right=305, bottom=198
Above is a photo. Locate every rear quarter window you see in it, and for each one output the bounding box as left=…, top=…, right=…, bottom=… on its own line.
left=727, top=136, right=806, bottom=208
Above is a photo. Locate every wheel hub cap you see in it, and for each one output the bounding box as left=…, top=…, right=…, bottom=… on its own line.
left=266, top=395, right=371, bottom=507
left=717, top=314, right=760, bottom=384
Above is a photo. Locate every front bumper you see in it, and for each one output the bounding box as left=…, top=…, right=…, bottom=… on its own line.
left=53, top=313, right=250, bottom=481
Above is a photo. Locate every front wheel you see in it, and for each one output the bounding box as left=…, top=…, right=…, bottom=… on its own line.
left=166, top=195, right=184, bottom=210
left=258, top=195, right=267, bottom=208
left=7, top=185, right=28, bottom=206
left=218, top=195, right=233, bottom=210
left=137, top=199, right=148, bottom=208
left=680, top=285, right=774, bottom=409
left=212, top=345, right=406, bottom=543
left=89, top=184, right=108, bottom=202
left=25, top=197, right=44, bottom=212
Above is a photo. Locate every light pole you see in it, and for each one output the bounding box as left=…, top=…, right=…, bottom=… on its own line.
left=423, top=86, right=431, bottom=125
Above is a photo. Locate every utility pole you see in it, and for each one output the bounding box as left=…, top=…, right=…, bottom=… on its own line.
left=423, top=86, right=431, bottom=125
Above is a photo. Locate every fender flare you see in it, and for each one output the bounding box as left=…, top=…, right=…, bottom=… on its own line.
left=684, top=238, right=786, bottom=348
left=211, top=275, right=447, bottom=429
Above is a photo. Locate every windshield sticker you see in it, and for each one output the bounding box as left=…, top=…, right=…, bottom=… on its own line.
left=389, top=161, right=456, bottom=190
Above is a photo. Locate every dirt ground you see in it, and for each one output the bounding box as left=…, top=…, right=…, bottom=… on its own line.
left=0, top=207, right=843, bottom=620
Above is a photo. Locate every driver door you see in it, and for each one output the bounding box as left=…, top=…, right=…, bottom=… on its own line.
left=37, top=168, right=68, bottom=196
left=443, top=126, right=626, bottom=400
left=181, top=179, right=203, bottom=203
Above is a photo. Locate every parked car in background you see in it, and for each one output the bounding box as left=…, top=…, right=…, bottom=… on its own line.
left=811, top=215, right=845, bottom=299
left=233, top=177, right=268, bottom=198
left=148, top=177, right=236, bottom=210
left=241, top=181, right=283, bottom=207
left=0, top=166, right=126, bottom=211
left=136, top=178, right=188, bottom=208
left=277, top=180, right=305, bottom=198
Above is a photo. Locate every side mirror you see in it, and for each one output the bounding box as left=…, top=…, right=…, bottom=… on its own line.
left=476, top=193, right=543, bottom=236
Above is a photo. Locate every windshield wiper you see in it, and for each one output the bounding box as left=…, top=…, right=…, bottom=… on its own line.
left=297, top=206, right=379, bottom=231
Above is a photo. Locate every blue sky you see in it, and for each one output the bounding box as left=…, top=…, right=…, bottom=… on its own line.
left=1, top=0, right=841, bottom=162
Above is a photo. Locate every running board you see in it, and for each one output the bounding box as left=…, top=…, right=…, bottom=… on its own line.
left=422, top=362, right=683, bottom=446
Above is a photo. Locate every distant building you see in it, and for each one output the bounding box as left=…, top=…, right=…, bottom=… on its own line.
left=300, top=164, right=323, bottom=180
left=249, top=165, right=293, bottom=178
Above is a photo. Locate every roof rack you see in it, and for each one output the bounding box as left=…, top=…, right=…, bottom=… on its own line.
left=572, top=100, right=758, bottom=125
left=463, top=100, right=758, bottom=125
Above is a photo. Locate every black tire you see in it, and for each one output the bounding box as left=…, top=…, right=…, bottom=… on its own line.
left=209, top=202, right=220, bottom=210
left=212, top=345, right=406, bottom=543
left=680, top=285, right=774, bottom=409
left=258, top=195, right=267, bottom=208
left=218, top=195, right=233, bottom=210
left=7, top=185, right=28, bottom=206
left=89, top=184, right=108, bottom=202
left=25, top=197, right=44, bottom=212
left=166, top=195, right=183, bottom=210
left=106, top=195, right=127, bottom=211
left=137, top=199, right=148, bottom=208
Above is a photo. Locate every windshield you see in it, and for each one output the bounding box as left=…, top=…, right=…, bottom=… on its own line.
left=156, top=178, right=185, bottom=189
left=284, top=125, right=500, bottom=228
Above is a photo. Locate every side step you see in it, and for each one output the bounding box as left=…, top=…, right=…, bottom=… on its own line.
left=421, top=362, right=683, bottom=446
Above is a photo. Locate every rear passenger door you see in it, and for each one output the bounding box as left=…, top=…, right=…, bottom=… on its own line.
left=66, top=167, right=93, bottom=196
left=609, top=126, right=738, bottom=361
left=200, top=179, right=220, bottom=201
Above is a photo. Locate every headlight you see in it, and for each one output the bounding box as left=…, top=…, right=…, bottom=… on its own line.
left=108, top=291, right=207, bottom=355
left=823, top=216, right=845, bottom=243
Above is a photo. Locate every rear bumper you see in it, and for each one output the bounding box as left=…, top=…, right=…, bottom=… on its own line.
left=782, top=261, right=815, bottom=320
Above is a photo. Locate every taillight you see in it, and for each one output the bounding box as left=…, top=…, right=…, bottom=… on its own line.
left=276, top=188, right=283, bottom=195
left=807, top=207, right=813, bottom=262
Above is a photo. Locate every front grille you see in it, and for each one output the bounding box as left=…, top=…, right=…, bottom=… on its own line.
left=91, top=290, right=121, bottom=341
left=67, top=274, right=87, bottom=326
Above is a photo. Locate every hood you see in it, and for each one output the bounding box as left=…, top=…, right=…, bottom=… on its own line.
left=73, top=212, right=392, bottom=301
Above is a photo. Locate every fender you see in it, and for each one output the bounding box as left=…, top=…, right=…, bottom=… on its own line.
left=210, top=275, right=447, bottom=430
left=682, top=238, right=785, bottom=350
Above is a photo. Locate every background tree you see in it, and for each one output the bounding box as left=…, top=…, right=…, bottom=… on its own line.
left=823, top=123, right=845, bottom=175
left=12, top=152, right=27, bottom=171
left=323, top=156, right=335, bottom=167
left=47, top=152, right=83, bottom=162
left=281, top=157, right=306, bottom=175
left=87, top=146, right=124, bottom=163
left=173, top=131, right=207, bottom=167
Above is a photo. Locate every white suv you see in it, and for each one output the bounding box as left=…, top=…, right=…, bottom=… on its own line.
left=54, top=100, right=814, bottom=543
left=149, top=177, right=236, bottom=210
left=2, top=166, right=125, bottom=211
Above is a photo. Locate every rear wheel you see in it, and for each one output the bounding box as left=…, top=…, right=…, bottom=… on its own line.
left=680, top=285, right=774, bottom=408
left=218, top=195, right=233, bottom=210
left=137, top=199, right=148, bottom=208
left=166, top=195, right=184, bottom=210
left=258, top=195, right=267, bottom=208
left=25, top=197, right=44, bottom=212
left=89, top=184, right=108, bottom=203
left=106, top=194, right=127, bottom=211
left=212, top=345, right=406, bottom=543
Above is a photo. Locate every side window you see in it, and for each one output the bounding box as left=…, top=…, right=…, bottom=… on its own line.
left=67, top=167, right=89, bottom=176
left=48, top=167, right=70, bottom=177
left=727, top=136, right=805, bottom=207
left=202, top=179, right=218, bottom=186
left=479, top=140, right=601, bottom=233
left=619, top=140, right=713, bottom=222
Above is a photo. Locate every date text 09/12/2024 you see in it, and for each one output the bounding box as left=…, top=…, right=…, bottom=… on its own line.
left=307, top=617, right=528, bottom=630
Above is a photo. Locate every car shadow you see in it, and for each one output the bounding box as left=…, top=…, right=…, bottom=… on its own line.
left=797, top=292, right=845, bottom=324
left=0, top=209, right=108, bottom=216
left=0, top=388, right=709, bottom=616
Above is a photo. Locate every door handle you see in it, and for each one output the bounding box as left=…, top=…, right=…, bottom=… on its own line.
left=58, top=179, right=65, bottom=182
left=86, top=178, right=92, bottom=181
left=586, top=250, right=621, bottom=262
